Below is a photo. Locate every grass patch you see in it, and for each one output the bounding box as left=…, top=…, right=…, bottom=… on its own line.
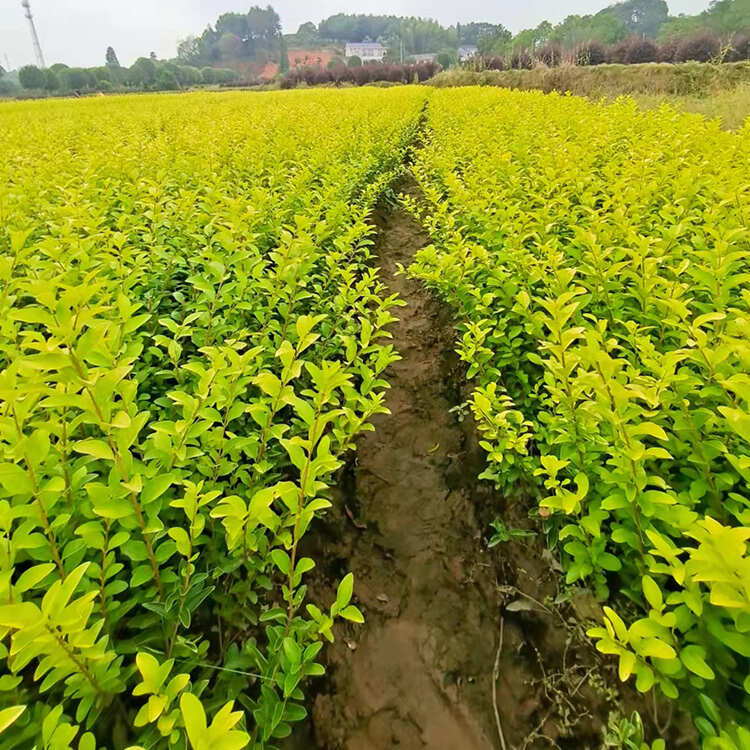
left=428, top=61, right=750, bottom=98
left=631, top=83, right=750, bottom=129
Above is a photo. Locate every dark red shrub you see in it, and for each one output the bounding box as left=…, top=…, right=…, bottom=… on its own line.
left=675, top=32, right=720, bottom=62
left=576, top=42, right=607, bottom=66
left=537, top=43, right=563, bottom=67
left=726, top=33, right=750, bottom=62
left=622, top=38, right=659, bottom=63
left=510, top=49, right=533, bottom=69
left=280, top=60, right=439, bottom=88
left=658, top=38, right=680, bottom=62
left=485, top=55, right=507, bottom=71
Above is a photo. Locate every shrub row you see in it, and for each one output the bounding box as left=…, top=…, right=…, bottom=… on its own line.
left=407, top=87, right=750, bottom=750
left=0, top=88, right=426, bottom=749
left=476, top=31, right=750, bottom=70
left=7, top=62, right=238, bottom=97
left=280, top=61, right=440, bottom=88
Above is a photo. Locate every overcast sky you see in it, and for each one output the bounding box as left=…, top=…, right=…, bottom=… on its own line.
left=0, top=0, right=712, bottom=69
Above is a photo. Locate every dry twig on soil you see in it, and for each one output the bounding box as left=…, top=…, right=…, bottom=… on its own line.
left=493, top=616, right=508, bottom=750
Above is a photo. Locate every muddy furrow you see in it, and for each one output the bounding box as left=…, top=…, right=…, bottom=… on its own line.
left=296, top=187, right=500, bottom=749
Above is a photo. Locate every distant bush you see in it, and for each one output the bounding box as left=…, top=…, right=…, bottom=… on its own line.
left=727, top=33, right=750, bottom=62
left=347, top=55, right=362, bottom=67
left=622, top=38, right=660, bottom=64
left=510, top=50, right=533, bottom=70
left=63, top=67, right=95, bottom=90
left=0, top=78, right=19, bottom=96
left=155, top=67, right=179, bottom=90
left=537, top=43, right=563, bottom=67
left=437, top=52, right=453, bottom=69
left=485, top=56, right=507, bottom=71
left=675, top=32, right=720, bottom=63
left=327, top=57, right=345, bottom=69
left=211, top=68, right=239, bottom=83
left=177, top=65, right=203, bottom=85
left=576, top=42, right=608, bottom=66
left=658, top=37, right=681, bottom=62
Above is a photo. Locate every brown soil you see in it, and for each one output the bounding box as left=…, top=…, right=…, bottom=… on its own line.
left=290, top=183, right=686, bottom=750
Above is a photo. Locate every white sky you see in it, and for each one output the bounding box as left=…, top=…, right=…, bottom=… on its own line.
left=0, top=0, right=713, bottom=69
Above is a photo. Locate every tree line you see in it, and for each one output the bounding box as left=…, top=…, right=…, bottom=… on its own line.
left=175, top=10, right=504, bottom=67
left=7, top=49, right=237, bottom=96
left=477, top=0, right=749, bottom=58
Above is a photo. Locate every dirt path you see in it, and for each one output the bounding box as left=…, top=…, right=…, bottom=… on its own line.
left=300, top=190, right=501, bottom=748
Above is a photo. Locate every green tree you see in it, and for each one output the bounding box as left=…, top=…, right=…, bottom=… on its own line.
left=43, top=68, right=59, bottom=91
left=218, top=32, right=244, bottom=59
left=247, top=5, right=281, bottom=41
left=457, top=22, right=509, bottom=45
left=436, top=51, right=454, bottom=68
left=129, top=57, right=157, bottom=88
left=18, top=64, right=45, bottom=89
left=177, top=35, right=204, bottom=64
left=297, top=21, right=319, bottom=42
left=347, top=55, right=362, bottom=67
left=176, top=65, right=203, bottom=85
left=478, top=25, right=513, bottom=53
left=155, top=63, right=179, bottom=90
left=279, top=34, right=289, bottom=73
left=105, top=46, right=120, bottom=66
left=64, top=67, right=94, bottom=89
left=612, top=0, right=669, bottom=37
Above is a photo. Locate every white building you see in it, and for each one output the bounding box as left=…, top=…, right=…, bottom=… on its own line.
left=345, top=42, right=387, bottom=62
left=458, top=45, right=478, bottom=62
left=411, top=53, right=438, bottom=63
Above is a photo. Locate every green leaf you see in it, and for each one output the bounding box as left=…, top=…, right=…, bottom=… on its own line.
left=641, top=575, right=663, bottom=612
left=74, top=439, right=114, bottom=461
left=618, top=650, right=636, bottom=682
left=131, top=565, right=154, bottom=587
left=270, top=549, right=290, bottom=575
left=0, top=705, right=26, bottom=734
left=15, top=563, right=56, bottom=593
left=0, top=602, right=40, bottom=628
left=142, top=474, right=175, bottom=505
left=0, top=463, right=32, bottom=495
left=339, top=605, right=364, bottom=624
left=680, top=645, right=715, bottom=680
left=180, top=692, right=207, bottom=748
left=640, top=638, right=677, bottom=661
left=169, top=527, right=191, bottom=557
left=335, top=572, right=354, bottom=610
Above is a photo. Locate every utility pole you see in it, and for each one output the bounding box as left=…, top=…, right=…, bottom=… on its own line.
left=21, top=0, right=46, bottom=69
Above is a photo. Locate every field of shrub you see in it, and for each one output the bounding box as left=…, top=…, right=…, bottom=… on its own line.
left=0, top=85, right=749, bottom=749
left=0, top=89, right=424, bottom=748
left=407, top=87, right=750, bottom=749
